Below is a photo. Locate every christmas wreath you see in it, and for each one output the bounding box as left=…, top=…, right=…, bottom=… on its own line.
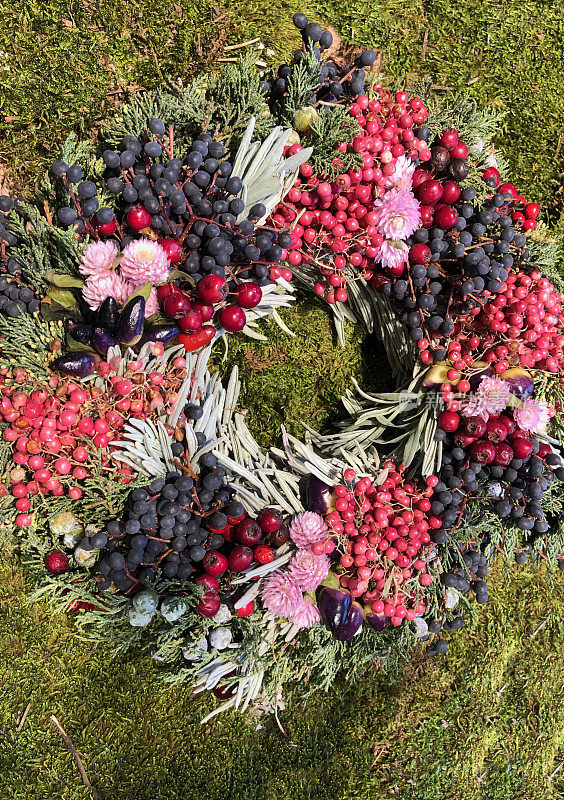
left=1, top=12, right=564, bottom=722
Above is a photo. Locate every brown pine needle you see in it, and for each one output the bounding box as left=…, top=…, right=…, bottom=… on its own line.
left=50, top=715, right=99, bottom=799
left=16, top=703, right=31, bottom=732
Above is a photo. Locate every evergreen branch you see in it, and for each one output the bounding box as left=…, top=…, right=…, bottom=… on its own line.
left=523, top=223, right=564, bottom=290
left=7, top=201, right=84, bottom=290
left=0, top=313, right=62, bottom=383
left=277, top=46, right=322, bottom=128
left=305, top=106, right=363, bottom=179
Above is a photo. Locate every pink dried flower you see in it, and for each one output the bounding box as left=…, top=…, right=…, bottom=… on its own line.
left=79, top=240, right=119, bottom=277
left=287, top=595, right=320, bottom=629
left=385, top=155, right=416, bottom=191
left=463, top=376, right=510, bottom=420
left=375, top=189, right=420, bottom=239
left=377, top=239, right=409, bottom=271
left=514, top=398, right=551, bottom=433
left=260, top=572, right=304, bottom=619
left=289, top=512, right=328, bottom=550
left=82, top=272, right=133, bottom=310
left=144, top=287, right=160, bottom=318
left=119, top=239, right=170, bottom=286
left=288, top=549, right=330, bottom=593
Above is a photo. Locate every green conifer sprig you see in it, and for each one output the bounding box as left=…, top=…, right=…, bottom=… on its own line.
left=104, top=56, right=274, bottom=160
left=305, top=107, right=363, bottom=179
left=276, top=46, right=322, bottom=128
left=7, top=202, right=83, bottom=289
left=0, top=313, right=62, bottom=383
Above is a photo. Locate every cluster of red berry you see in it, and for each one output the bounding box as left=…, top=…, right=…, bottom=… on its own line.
left=411, top=129, right=470, bottom=231
left=269, top=88, right=429, bottom=303
left=454, top=269, right=564, bottom=374
left=319, top=465, right=440, bottom=626
left=438, top=409, right=539, bottom=465
left=0, top=358, right=188, bottom=526
left=157, top=272, right=273, bottom=344
left=195, top=507, right=290, bottom=618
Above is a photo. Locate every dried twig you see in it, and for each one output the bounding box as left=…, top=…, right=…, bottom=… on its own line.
left=421, top=27, right=429, bottom=61
left=224, top=37, right=260, bottom=51
left=50, top=715, right=99, bottom=799
left=549, top=761, right=563, bottom=780
left=530, top=610, right=551, bottom=639
left=16, top=702, right=31, bottom=731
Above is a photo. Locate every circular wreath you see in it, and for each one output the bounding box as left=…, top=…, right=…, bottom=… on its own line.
left=1, top=12, right=563, bottom=722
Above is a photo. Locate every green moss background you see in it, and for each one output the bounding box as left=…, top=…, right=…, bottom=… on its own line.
left=0, top=2, right=563, bottom=798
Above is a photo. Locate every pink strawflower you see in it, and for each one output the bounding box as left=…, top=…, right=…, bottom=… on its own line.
left=260, top=572, right=304, bottom=619
left=289, top=512, right=328, bottom=550
left=462, top=376, right=511, bottom=420
left=514, top=398, right=551, bottom=433
left=385, top=155, right=416, bottom=191
left=375, top=189, right=420, bottom=239
left=377, top=239, right=409, bottom=271
left=288, top=595, right=320, bottom=629
left=79, top=240, right=119, bottom=276
left=119, top=239, right=170, bottom=286
left=82, top=272, right=133, bottom=310
left=288, top=549, right=330, bottom=593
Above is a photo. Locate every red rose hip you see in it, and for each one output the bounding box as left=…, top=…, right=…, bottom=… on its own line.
left=127, top=206, right=152, bottom=232
left=512, top=436, right=533, bottom=459
left=417, top=180, right=443, bottom=205
left=228, top=545, right=254, bottom=573
left=195, top=574, right=220, bottom=595
left=163, top=292, right=192, bottom=319
left=218, top=305, right=246, bottom=333
left=254, top=544, right=274, bottom=565
left=203, top=550, right=228, bottom=576
left=236, top=282, right=263, bottom=309
left=196, top=593, right=221, bottom=618
left=197, top=274, right=228, bottom=304
left=178, top=311, right=203, bottom=332
left=235, top=519, right=263, bottom=546
left=438, top=411, right=460, bottom=432
left=257, top=507, right=282, bottom=533
left=160, top=238, right=183, bottom=264
left=409, top=243, right=431, bottom=265
left=45, top=550, right=69, bottom=575
left=470, top=439, right=496, bottom=464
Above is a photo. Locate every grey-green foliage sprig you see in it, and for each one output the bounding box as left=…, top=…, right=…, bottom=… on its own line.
left=305, top=366, right=442, bottom=477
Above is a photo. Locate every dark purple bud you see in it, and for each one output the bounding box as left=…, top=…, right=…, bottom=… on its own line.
left=68, top=324, right=92, bottom=346
left=468, top=365, right=494, bottom=389
left=135, top=324, right=180, bottom=351
left=115, top=296, right=145, bottom=346
left=333, top=601, right=364, bottom=641
left=53, top=352, right=99, bottom=377
left=96, top=296, right=119, bottom=332
left=92, top=326, right=118, bottom=357
left=499, top=367, right=534, bottom=398
left=365, top=611, right=388, bottom=632
left=317, top=587, right=352, bottom=637
left=307, top=475, right=334, bottom=514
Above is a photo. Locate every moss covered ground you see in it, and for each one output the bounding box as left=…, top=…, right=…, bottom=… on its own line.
left=0, top=2, right=564, bottom=798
